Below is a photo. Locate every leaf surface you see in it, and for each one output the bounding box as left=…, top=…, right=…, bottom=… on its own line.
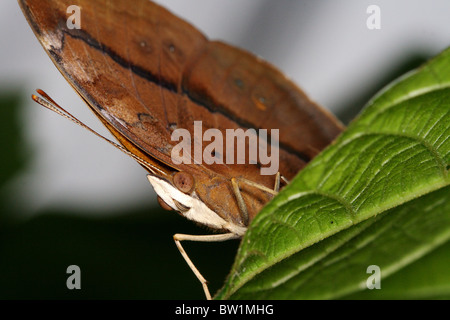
left=216, top=48, right=450, bottom=299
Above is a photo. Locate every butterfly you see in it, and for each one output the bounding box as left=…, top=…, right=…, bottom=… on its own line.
left=18, top=0, right=343, bottom=299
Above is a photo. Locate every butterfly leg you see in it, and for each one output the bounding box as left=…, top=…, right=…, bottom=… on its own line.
left=280, top=174, right=290, bottom=185
left=173, top=233, right=240, bottom=300
left=233, top=171, right=283, bottom=196
left=274, top=172, right=281, bottom=192
left=231, top=178, right=250, bottom=225
left=252, top=172, right=290, bottom=192
left=231, top=172, right=284, bottom=225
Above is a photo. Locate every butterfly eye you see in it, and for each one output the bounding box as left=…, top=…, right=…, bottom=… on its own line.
left=173, top=171, right=195, bottom=194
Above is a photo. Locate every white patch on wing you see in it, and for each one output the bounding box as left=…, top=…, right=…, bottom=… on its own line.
left=147, top=175, right=246, bottom=236
left=40, top=30, right=63, bottom=52
left=100, top=108, right=128, bottom=128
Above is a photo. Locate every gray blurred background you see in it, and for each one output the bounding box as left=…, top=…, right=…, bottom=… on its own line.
left=0, top=0, right=449, bottom=299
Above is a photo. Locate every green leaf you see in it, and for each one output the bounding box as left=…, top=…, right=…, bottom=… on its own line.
left=344, top=236, right=450, bottom=300
left=216, top=47, right=450, bottom=299
left=224, top=186, right=450, bottom=299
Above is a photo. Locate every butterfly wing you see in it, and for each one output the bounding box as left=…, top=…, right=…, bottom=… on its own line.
left=19, top=0, right=343, bottom=226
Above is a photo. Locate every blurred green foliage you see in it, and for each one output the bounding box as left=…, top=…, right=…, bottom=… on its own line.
left=0, top=93, right=28, bottom=192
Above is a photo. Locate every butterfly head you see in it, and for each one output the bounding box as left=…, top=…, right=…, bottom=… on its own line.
left=147, top=173, right=246, bottom=235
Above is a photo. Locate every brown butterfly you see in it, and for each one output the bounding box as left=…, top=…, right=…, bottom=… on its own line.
left=18, top=0, right=343, bottom=299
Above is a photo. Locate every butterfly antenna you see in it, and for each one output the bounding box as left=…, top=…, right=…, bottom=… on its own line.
left=31, top=89, right=165, bottom=176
